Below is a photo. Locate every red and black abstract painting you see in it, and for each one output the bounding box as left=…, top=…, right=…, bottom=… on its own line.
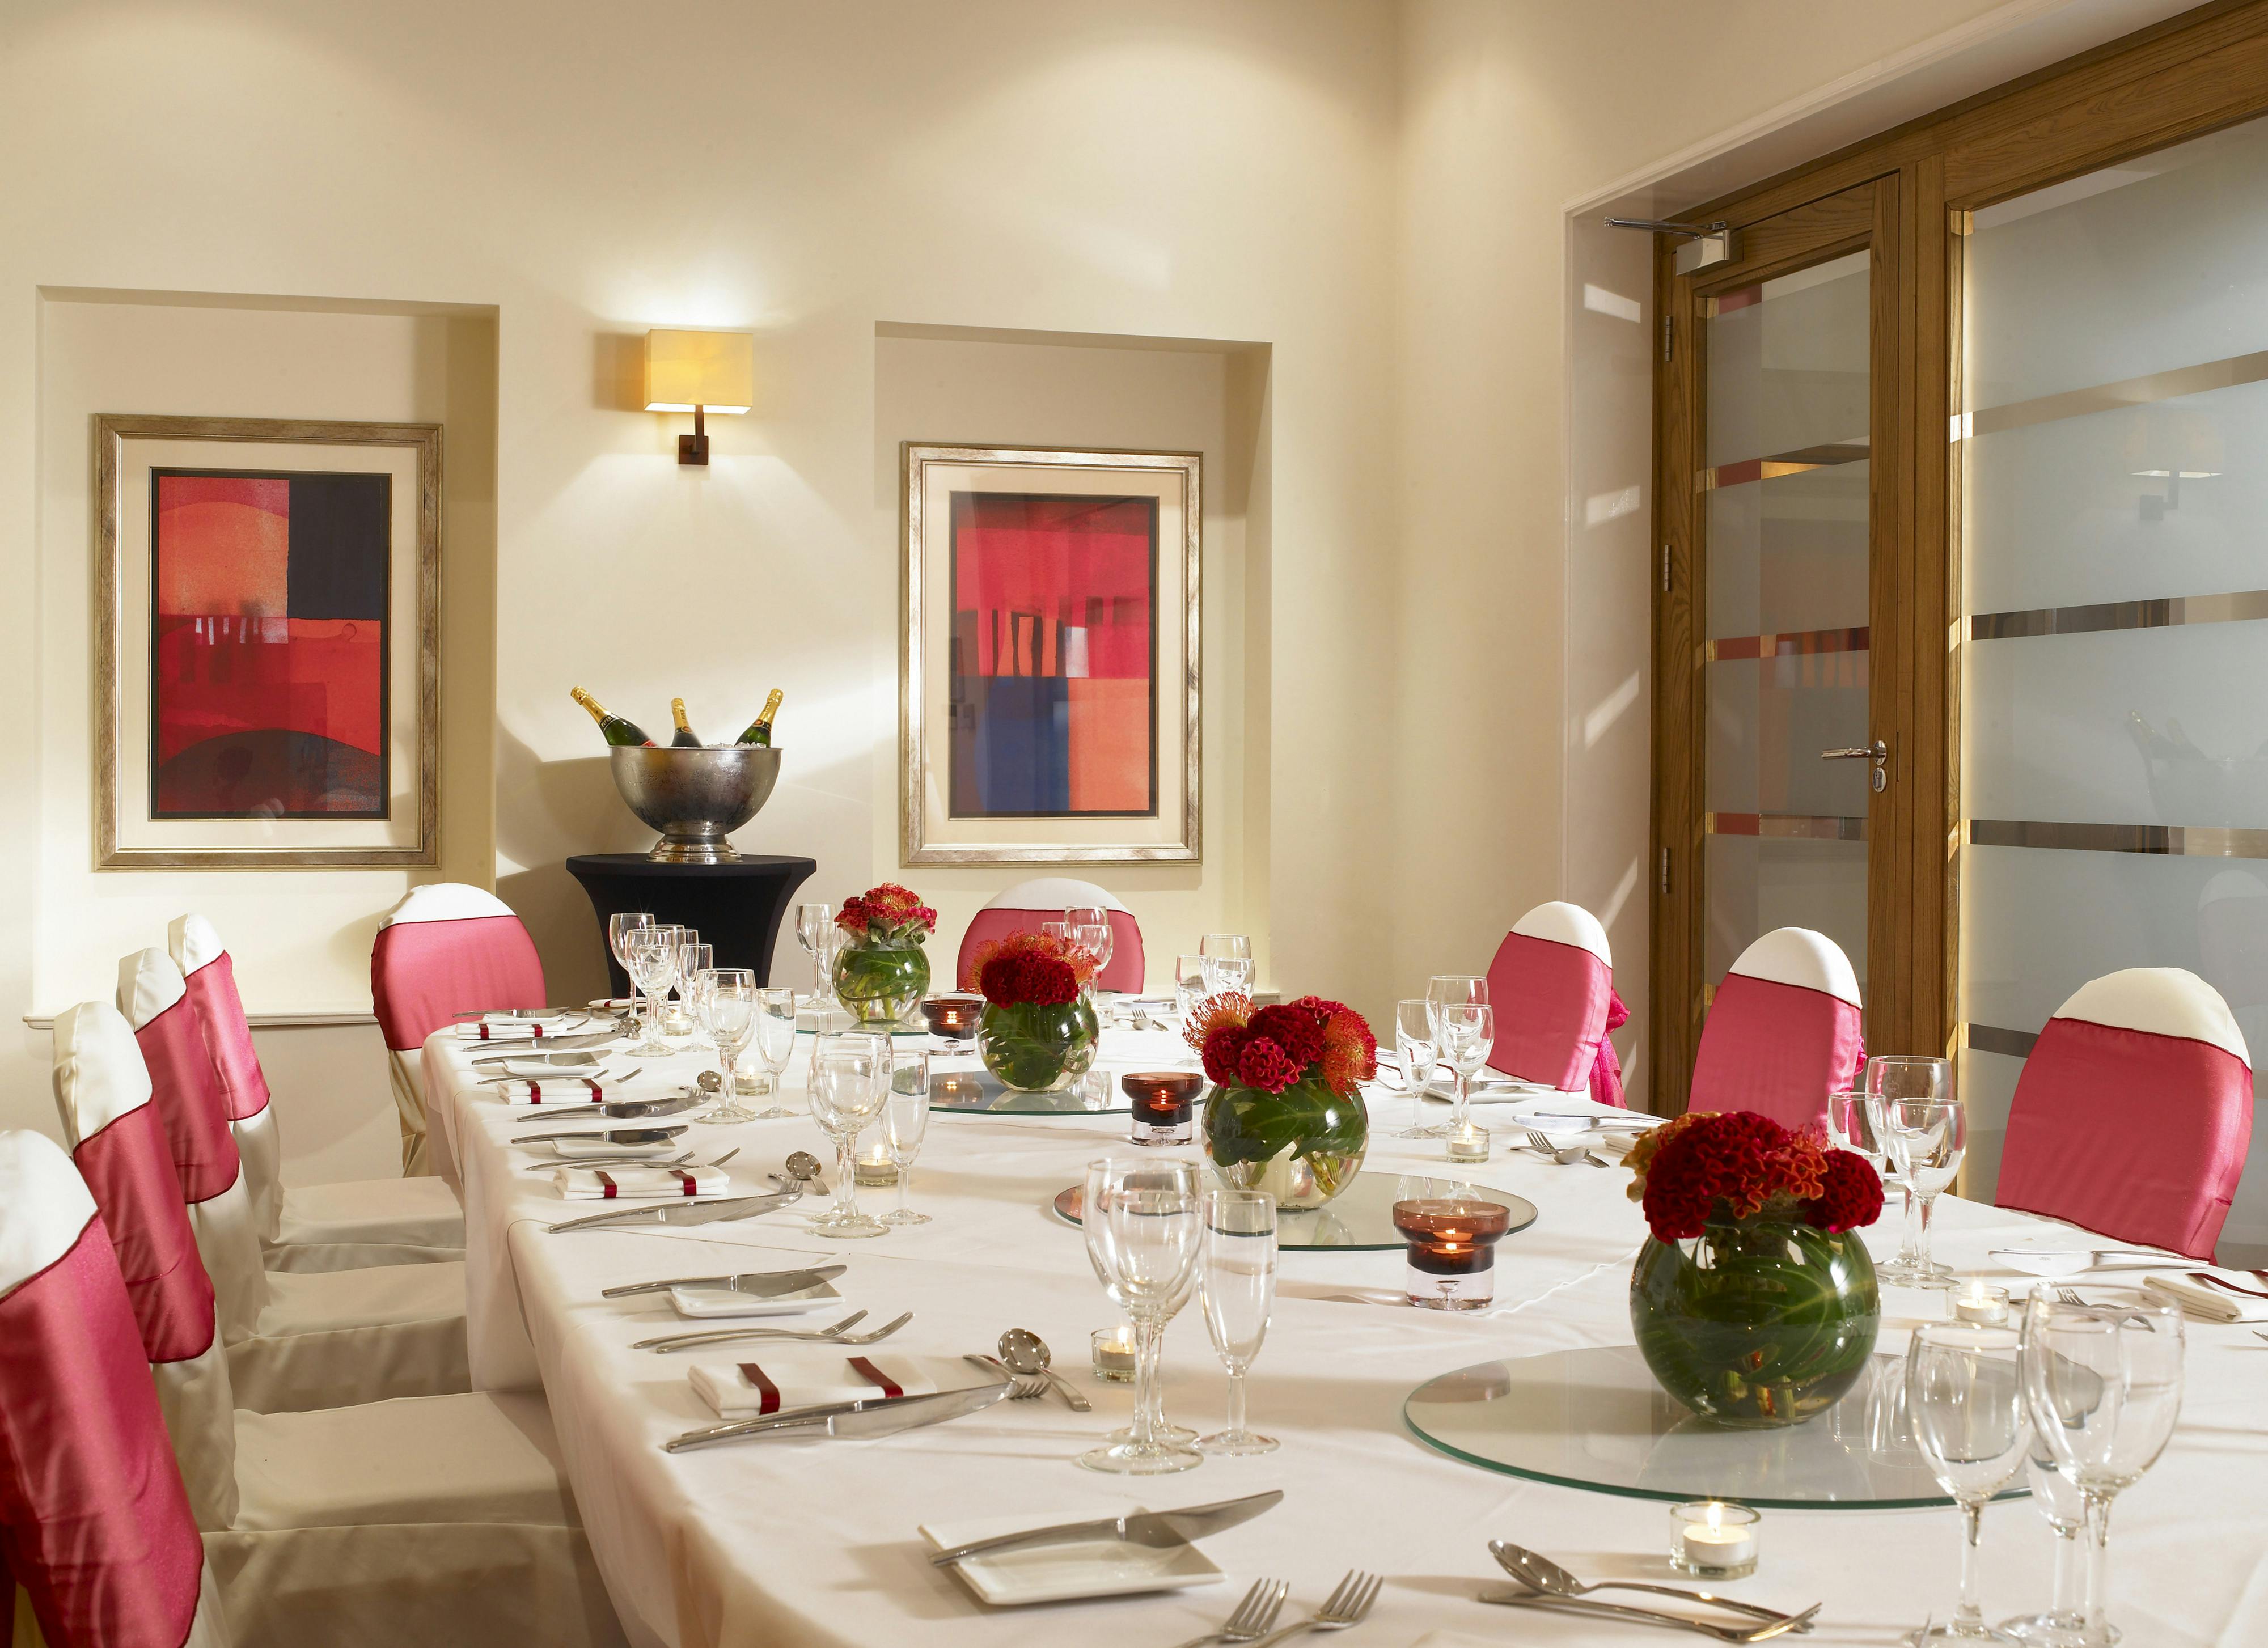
left=947, top=492, right=1156, bottom=819
left=150, top=471, right=390, bottom=819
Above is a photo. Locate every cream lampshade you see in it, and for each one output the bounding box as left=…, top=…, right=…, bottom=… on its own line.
left=644, top=328, right=754, bottom=465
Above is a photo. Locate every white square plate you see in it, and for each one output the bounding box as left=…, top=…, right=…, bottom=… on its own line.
left=668, top=1280, right=843, bottom=1319
left=918, top=1510, right=1222, bottom=1606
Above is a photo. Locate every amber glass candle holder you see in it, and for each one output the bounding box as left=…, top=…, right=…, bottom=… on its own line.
left=1124, top=1071, right=1203, bottom=1146
left=920, top=994, right=984, bottom=1042
left=1392, top=1197, right=1513, bottom=1310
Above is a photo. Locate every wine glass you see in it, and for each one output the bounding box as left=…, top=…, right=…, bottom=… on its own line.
left=2020, top=1288, right=2185, bottom=1647
left=1173, top=954, right=1208, bottom=1022
left=796, top=903, right=841, bottom=1017
left=1426, top=974, right=1488, bottom=1039
left=1200, top=934, right=1252, bottom=995
left=1826, top=1088, right=1884, bottom=1171
left=677, top=942, right=714, bottom=1049
left=1196, top=1188, right=1277, bottom=1456
left=1080, top=1157, right=1204, bottom=1475
left=882, top=1050, right=931, bottom=1226
left=745, top=985, right=799, bottom=1120
left=1390, top=998, right=1442, bottom=1139
left=623, top=928, right=678, bottom=1055
left=1067, top=907, right=1114, bottom=994
left=1869, top=1057, right=1961, bottom=1287
left=700, top=969, right=759, bottom=1125
left=2000, top=1430, right=2092, bottom=1645
left=1434, top=1001, right=1495, bottom=1137
left=1906, top=1323, right=2032, bottom=1643
left=807, top=1032, right=891, bottom=1238
left=607, top=911, right=653, bottom=1022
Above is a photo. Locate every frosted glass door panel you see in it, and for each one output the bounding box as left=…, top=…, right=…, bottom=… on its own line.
left=1707, top=838, right=1868, bottom=999
left=1707, top=658, right=1871, bottom=817
left=1705, top=462, right=1869, bottom=639
left=1704, top=252, right=1870, bottom=468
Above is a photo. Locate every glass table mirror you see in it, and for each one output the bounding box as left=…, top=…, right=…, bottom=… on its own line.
left=929, top=1069, right=1131, bottom=1115
left=1055, top=1172, right=1539, bottom=1252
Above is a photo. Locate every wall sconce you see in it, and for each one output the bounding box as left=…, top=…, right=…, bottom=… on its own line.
left=644, top=328, right=754, bottom=465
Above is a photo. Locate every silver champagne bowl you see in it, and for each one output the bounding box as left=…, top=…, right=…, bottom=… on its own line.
left=608, top=745, right=781, bottom=864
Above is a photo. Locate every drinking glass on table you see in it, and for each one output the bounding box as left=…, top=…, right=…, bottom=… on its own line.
left=745, top=985, right=800, bottom=1119
left=699, top=969, right=759, bottom=1125
left=2020, top=1288, right=2185, bottom=1648
left=1868, top=1057, right=1961, bottom=1287
left=1196, top=1188, right=1277, bottom=1456
left=1067, top=908, right=1114, bottom=996
left=807, top=1032, right=892, bottom=1238
left=1426, top=973, right=1488, bottom=1032
left=2000, top=1431, right=2092, bottom=1645
left=796, top=902, right=842, bottom=1018
left=1390, top=998, right=1443, bottom=1139
left=882, top=1050, right=932, bottom=1226
left=676, top=942, right=715, bottom=1049
left=607, top=911, right=653, bottom=1023
left=1200, top=934, right=1253, bottom=996
left=624, top=927, right=682, bottom=1055
left=1906, top=1323, right=2032, bottom=1643
left=1081, top=1156, right=1205, bottom=1475
left=1434, top=1001, right=1495, bottom=1137
left=1826, top=1088, right=1883, bottom=1172
left=1173, top=954, right=1208, bottom=1021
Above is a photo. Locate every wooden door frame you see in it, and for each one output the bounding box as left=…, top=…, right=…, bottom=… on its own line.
left=1648, top=0, right=2268, bottom=1112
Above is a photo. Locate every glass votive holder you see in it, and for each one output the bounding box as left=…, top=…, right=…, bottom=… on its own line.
left=1124, top=1071, right=1203, bottom=1146
left=1952, top=1278, right=2011, bottom=1326
left=1090, top=1325, right=1137, bottom=1382
left=1669, top=1501, right=1759, bottom=1579
left=1445, top=1126, right=1489, bottom=1164
left=920, top=994, right=984, bottom=1042
left=1391, top=1197, right=1513, bottom=1310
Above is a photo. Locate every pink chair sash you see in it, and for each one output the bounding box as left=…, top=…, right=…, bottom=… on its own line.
left=1482, top=930, right=1621, bottom=1100
left=1996, top=1017, right=2253, bottom=1261
left=70, top=1108, right=217, bottom=1369
left=1688, top=974, right=1865, bottom=1134
left=176, top=949, right=270, bottom=1124
left=1592, top=989, right=1631, bottom=1108
left=0, top=1214, right=205, bottom=1647
left=132, top=999, right=242, bottom=1209
left=371, top=913, right=547, bottom=1053
left=957, top=908, right=1145, bottom=994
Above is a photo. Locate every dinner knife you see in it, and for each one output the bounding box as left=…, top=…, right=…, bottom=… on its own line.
left=663, top=1379, right=1013, bottom=1452
left=513, top=1126, right=688, bottom=1146
left=601, top=1264, right=846, bottom=1299
left=546, top=1192, right=792, bottom=1234
left=599, top=1091, right=705, bottom=1120
left=928, top=1489, right=1285, bottom=1566
left=1481, top=1590, right=1818, bottom=1641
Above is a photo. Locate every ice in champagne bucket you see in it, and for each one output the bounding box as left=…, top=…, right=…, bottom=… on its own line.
left=608, top=745, right=781, bottom=863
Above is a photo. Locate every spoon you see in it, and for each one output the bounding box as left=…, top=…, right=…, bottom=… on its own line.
left=997, top=1328, right=1091, bottom=1412
left=1488, top=1542, right=1813, bottom=1631
left=785, top=1151, right=828, bottom=1196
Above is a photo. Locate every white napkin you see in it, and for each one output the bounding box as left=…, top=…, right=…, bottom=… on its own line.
left=689, top=1349, right=935, bottom=1418
left=492, top=1077, right=614, bottom=1105
left=2142, top=1273, right=2268, bottom=1324
left=551, top=1164, right=729, bottom=1200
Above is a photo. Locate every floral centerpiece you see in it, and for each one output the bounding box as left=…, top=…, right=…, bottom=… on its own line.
left=1186, top=993, right=1376, bottom=1211
left=966, top=929, right=1101, bottom=1092
left=831, top=883, right=938, bottom=1028
left=1626, top=1109, right=1885, bottom=1429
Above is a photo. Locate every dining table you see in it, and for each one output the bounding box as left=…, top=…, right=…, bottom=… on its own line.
left=420, top=1019, right=2268, bottom=1648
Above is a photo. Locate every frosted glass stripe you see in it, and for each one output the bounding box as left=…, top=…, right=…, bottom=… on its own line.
left=1969, top=820, right=2268, bottom=858
left=1709, top=813, right=1867, bottom=840
left=1967, top=348, right=2268, bottom=433
left=1972, top=588, right=2268, bottom=640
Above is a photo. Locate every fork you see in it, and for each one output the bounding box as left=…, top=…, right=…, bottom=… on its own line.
left=1241, top=1571, right=1381, bottom=1646
left=1522, top=1129, right=1608, bottom=1168
left=966, top=1353, right=1047, bottom=1400
left=634, top=1310, right=913, bottom=1354
left=1163, top=1578, right=1289, bottom=1648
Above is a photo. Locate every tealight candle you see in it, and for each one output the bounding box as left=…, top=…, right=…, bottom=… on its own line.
left=1953, top=1279, right=2011, bottom=1327
left=1393, top=1197, right=1513, bottom=1310
left=1124, top=1071, right=1203, bottom=1146
left=1445, top=1126, right=1489, bottom=1164
left=1669, top=1500, right=1759, bottom=1580
left=1090, top=1325, right=1137, bottom=1382
left=853, top=1134, right=898, bottom=1188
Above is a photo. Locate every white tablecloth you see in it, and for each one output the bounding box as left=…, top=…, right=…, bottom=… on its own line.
left=423, top=1031, right=2268, bottom=1647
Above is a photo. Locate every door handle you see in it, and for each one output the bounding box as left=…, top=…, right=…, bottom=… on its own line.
left=1821, top=739, right=1889, bottom=791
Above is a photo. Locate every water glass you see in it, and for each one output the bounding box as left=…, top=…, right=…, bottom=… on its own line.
left=1196, top=1188, right=1277, bottom=1456
left=746, top=985, right=799, bottom=1119
left=796, top=903, right=841, bottom=1014
left=625, top=926, right=684, bottom=1054
left=1173, top=954, right=1208, bottom=1022
left=606, top=910, right=653, bottom=1018
left=808, top=1033, right=892, bottom=1238
left=1906, top=1323, right=2031, bottom=1642
left=700, top=968, right=759, bottom=1124
left=1426, top=974, right=1489, bottom=1035
left=1065, top=905, right=1115, bottom=976
left=1869, top=1057, right=1962, bottom=1287
left=2020, top=1289, right=2185, bottom=1647
left=883, top=1051, right=931, bottom=1226
left=1200, top=934, right=1253, bottom=996
left=676, top=942, right=714, bottom=1048
left=1435, top=1001, right=1495, bottom=1136
left=1391, top=997, right=1442, bottom=1139
left=1080, top=1158, right=1204, bottom=1475
left=1826, top=1088, right=1883, bottom=1170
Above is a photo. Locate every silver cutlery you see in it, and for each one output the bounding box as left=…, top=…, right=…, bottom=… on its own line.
left=1988, top=1247, right=2176, bottom=1276
left=967, top=1352, right=1048, bottom=1400
left=1163, top=1578, right=1289, bottom=1648
left=514, top=1125, right=688, bottom=1146
left=785, top=1151, right=829, bottom=1193
left=634, top=1309, right=913, bottom=1354
left=1242, top=1570, right=1381, bottom=1646
left=2189, top=1271, right=2268, bottom=1300
left=997, top=1327, right=1091, bottom=1412
left=930, top=1489, right=1284, bottom=1567
left=1481, top=1590, right=1820, bottom=1642
left=525, top=1151, right=696, bottom=1171
left=602, top=1263, right=845, bottom=1300
left=1522, top=1129, right=1608, bottom=1167
left=545, top=1191, right=790, bottom=1234
left=664, top=1378, right=1012, bottom=1452
left=480, top=1065, right=640, bottom=1088
left=598, top=1090, right=705, bottom=1120
left=1490, top=1541, right=1812, bottom=1631
left=470, top=1049, right=606, bottom=1069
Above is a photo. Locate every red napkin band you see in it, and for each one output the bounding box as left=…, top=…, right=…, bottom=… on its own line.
left=673, top=1169, right=697, bottom=1196
left=596, top=1169, right=617, bottom=1200
left=737, top=1361, right=781, bottom=1414
left=848, top=1356, right=902, bottom=1399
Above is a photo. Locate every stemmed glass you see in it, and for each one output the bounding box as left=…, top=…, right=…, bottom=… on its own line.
left=1067, top=906, right=1114, bottom=995
left=745, top=986, right=799, bottom=1120
left=1200, top=934, right=1253, bottom=997
left=807, top=1033, right=891, bottom=1239
left=883, top=1050, right=931, bottom=1226
left=607, top=911, right=653, bottom=1023
left=1435, top=1001, right=1495, bottom=1137
left=2020, top=1289, right=2185, bottom=1648
left=624, top=926, right=684, bottom=1055
left=700, top=969, right=759, bottom=1125
left=1826, top=1088, right=1884, bottom=1172
left=1907, top=1323, right=2032, bottom=1643
left=1390, top=998, right=1442, bottom=1138
left=1196, top=1188, right=1277, bottom=1456
left=1173, top=954, right=1208, bottom=1022
left=2000, top=1429, right=2092, bottom=1645
left=677, top=942, right=715, bottom=1049
left=1080, top=1157, right=1205, bottom=1475
left=1870, top=1057, right=1962, bottom=1287
left=1427, top=974, right=1488, bottom=1031
left=796, top=903, right=843, bottom=1019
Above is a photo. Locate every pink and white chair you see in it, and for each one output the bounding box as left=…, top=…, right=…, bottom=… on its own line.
left=1483, top=901, right=1629, bottom=1104
left=370, top=886, right=547, bottom=1178
left=0, top=1129, right=230, bottom=1648
left=1687, top=927, right=1865, bottom=1133
left=956, top=877, right=1145, bottom=994
left=1996, top=967, right=2253, bottom=1262
left=104, top=968, right=470, bottom=1415
left=174, top=914, right=464, bottom=1270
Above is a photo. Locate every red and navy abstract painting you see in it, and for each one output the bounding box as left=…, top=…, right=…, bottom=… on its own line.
left=150, top=471, right=391, bottom=819
left=947, top=492, right=1156, bottom=819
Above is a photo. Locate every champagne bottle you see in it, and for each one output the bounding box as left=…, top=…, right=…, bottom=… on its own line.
left=571, top=686, right=655, bottom=748
left=669, top=697, right=703, bottom=748
left=734, top=688, right=784, bottom=747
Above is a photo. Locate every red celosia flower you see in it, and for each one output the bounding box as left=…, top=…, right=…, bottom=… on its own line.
left=1802, top=1149, right=1885, bottom=1233
left=1234, top=1036, right=1304, bottom=1094
left=966, top=929, right=1092, bottom=1005
left=1201, top=1027, right=1250, bottom=1084
left=1624, top=1110, right=1872, bottom=1244
left=1246, top=1003, right=1326, bottom=1066
left=836, top=883, right=938, bottom=940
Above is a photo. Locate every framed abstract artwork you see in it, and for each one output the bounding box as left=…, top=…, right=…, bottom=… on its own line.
left=95, top=414, right=439, bottom=869
left=901, top=443, right=1200, bottom=865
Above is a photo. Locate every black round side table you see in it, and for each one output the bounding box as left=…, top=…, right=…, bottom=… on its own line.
left=565, top=854, right=818, bottom=994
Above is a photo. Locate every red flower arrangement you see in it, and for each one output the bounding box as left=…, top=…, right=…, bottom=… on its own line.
left=835, top=883, right=938, bottom=945
left=1183, top=993, right=1378, bottom=1098
left=963, top=929, right=1098, bottom=1008
left=1624, top=1109, right=1882, bottom=1243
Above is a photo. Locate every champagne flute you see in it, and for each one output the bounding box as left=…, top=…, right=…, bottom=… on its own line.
left=663, top=927, right=700, bottom=1034
left=1390, top=998, right=1442, bottom=1139
left=2020, top=1288, right=2184, bottom=1647
left=1906, top=1323, right=2032, bottom=1643
left=1196, top=1188, right=1277, bottom=1456
left=1870, top=1057, right=1961, bottom=1287
left=1435, top=1001, right=1495, bottom=1137
left=607, top=910, right=653, bottom=1023
left=1080, top=1157, right=1204, bottom=1475
left=677, top=942, right=715, bottom=1049
left=746, top=985, right=799, bottom=1120
left=807, top=1032, right=891, bottom=1238
left=1200, top=934, right=1252, bottom=995
left=700, top=968, right=759, bottom=1125
left=796, top=902, right=841, bottom=1016
left=882, top=1050, right=932, bottom=1226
